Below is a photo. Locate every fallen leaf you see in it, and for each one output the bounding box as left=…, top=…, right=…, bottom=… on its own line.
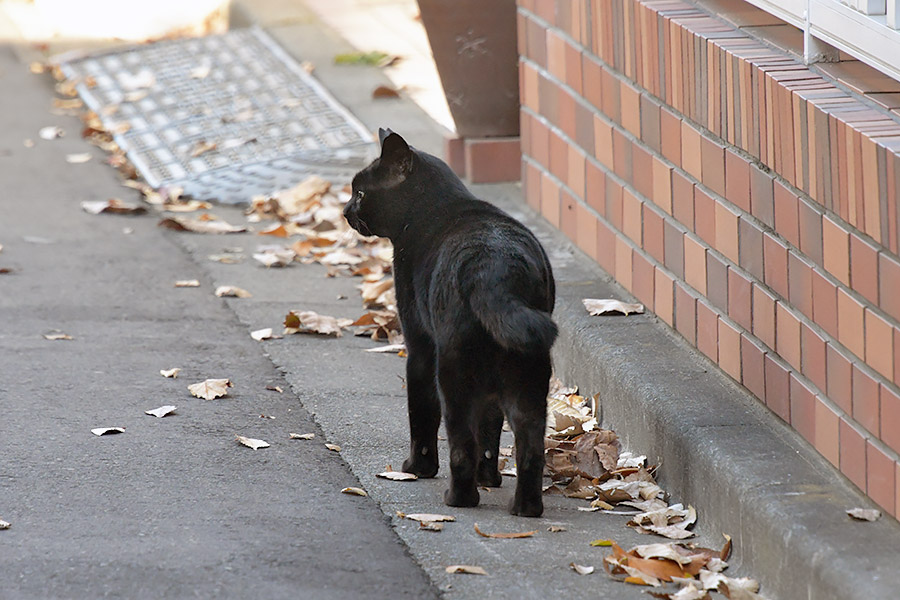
left=325, top=443, right=341, bottom=452
left=365, top=343, right=407, bottom=354
left=236, top=435, right=270, bottom=450
left=159, top=216, right=247, bottom=234
left=188, top=378, right=232, bottom=400
left=289, top=432, right=315, bottom=440
left=91, top=427, right=125, bottom=436
left=669, top=583, right=708, bottom=600
left=174, top=280, right=200, bottom=288
left=208, top=252, right=244, bottom=263
left=547, top=525, right=567, bottom=532
left=583, top=298, right=645, bottom=316
left=81, top=198, right=146, bottom=215
left=445, top=565, right=487, bottom=576
left=399, top=512, right=456, bottom=523
left=570, top=563, right=595, bottom=575
left=847, top=507, right=881, bottom=521
left=419, top=521, right=444, bottom=532
left=0, top=519, right=9, bottom=530
left=590, top=539, right=614, bottom=547
left=191, top=140, right=217, bottom=157
left=145, top=405, right=177, bottom=418
left=160, top=368, right=181, bottom=378
left=372, top=85, right=401, bottom=98
left=164, top=200, right=212, bottom=213
left=376, top=471, right=418, bottom=481
left=43, top=331, right=72, bottom=340
left=474, top=523, right=536, bottom=539
left=66, top=152, right=92, bottom=164
left=284, top=310, right=352, bottom=337
left=341, top=487, right=367, bottom=496
left=251, top=328, right=275, bottom=341
left=215, top=286, right=252, bottom=298
left=266, top=385, right=283, bottom=393
left=632, top=543, right=695, bottom=566
left=334, top=50, right=392, bottom=66
left=39, top=126, right=65, bottom=140
left=259, top=223, right=290, bottom=238
left=253, top=247, right=296, bottom=267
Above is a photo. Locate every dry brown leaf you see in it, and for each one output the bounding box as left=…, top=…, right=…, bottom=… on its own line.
left=583, top=298, right=645, bottom=316
left=160, top=368, right=181, bottom=378
left=341, top=487, right=367, bottom=496
left=289, top=433, right=315, bottom=440
left=259, top=223, right=290, bottom=238
left=164, top=200, right=212, bottom=213
left=445, top=565, right=487, bottom=576
left=251, top=328, right=275, bottom=341
left=159, top=216, right=247, bottom=234
left=419, top=521, right=444, bottom=532
left=215, top=286, right=252, bottom=298
left=81, top=198, right=147, bottom=215
left=188, top=378, right=232, bottom=400
left=372, top=84, right=401, bottom=98
left=365, top=343, right=407, bottom=354
left=174, top=280, right=200, bottom=288
left=236, top=435, right=270, bottom=450
left=43, top=331, right=72, bottom=340
left=284, top=310, right=351, bottom=337
left=145, top=405, right=177, bottom=418
left=191, top=140, right=217, bottom=157
left=253, top=247, right=296, bottom=267
left=325, top=443, right=341, bottom=452
left=847, top=507, right=881, bottom=521
left=91, top=427, right=125, bottom=436
left=473, top=523, right=537, bottom=539
left=376, top=471, right=418, bottom=481
left=399, top=512, right=456, bottom=523
left=547, top=525, right=567, bottom=532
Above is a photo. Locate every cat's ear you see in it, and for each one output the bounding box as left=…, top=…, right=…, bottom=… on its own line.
left=380, top=132, right=412, bottom=175
left=378, top=127, right=394, bottom=145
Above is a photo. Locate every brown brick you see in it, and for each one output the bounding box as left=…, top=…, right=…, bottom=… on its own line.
left=538, top=70, right=559, bottom=124
left=697, top=300, right=719, bottom=362
left=880, top=252, right=900, bottom=322
left=773, top=180, right=800, bottom=248
left=700, top=137, right=726, bottom=197
left=561, top=189, right=578, bottom=242
left=641, top=95, right=662, bottom=153
left=681, top=122, right=704, bottom=181
left=715, top=202, right=741, bottom=264
left=575, top=100, right=595, bottom=160
left=823, top=215, right=850, bottom=286
left=815, top=397, right=841, bottom=467
left=801, top=323, right=828, bottom=393
left=606, top=178, right=624, bottom=231
left=633, top=144, right=654, bottom=200
left=725, top=148, right=752, bottom=213
left=565, top=41, right=583, bottom=95
left=672, top=171, right=695, bottom=230
left=643, top=204, right=665, bottom=263
left=594, top=114, right=614, bottom=171
left=791, top=374, right=817, bottom=444
left=850, top=234, right=880, bottom=305
left=882, top=384, right=900, bottom=454
left=719, top=317, right=742, bottom=381
left=763, top=233, right=790, bottom=299
left=840, top=418, right=868, bottom=491
left=812, top=269, right=838, bottom=339
left=865, top=309, right=895, bottom=380
left=525, top=17, right=547, bottom=67
left=632, top=251, right=656, bottom=309
left=546, top=30, right=566, bottom=82
left=585, top=159, right=606, bottom=215
left=525, top=161, right=541, bottom=211
left=707, top=252, right=729, bottom=313
left=530, top=115, right=550, bottom=168
left=728, top=267, right=753, bottom=331
left=798, top=199, right=824, bottom=267
left=623, top=189, right=644, bottom=245
left=852, top=363, right=881, bottom=436
left=660, top=106, right=682, bottom=167
left=621, top=82, right=642, bottom=137
left=827, top=343, right=854, bottom=414
left=741, top=334, right=767, bottom=401
left=601, top=69, right=621, bottom=124
left=465, top=137, right=522, bottom=183
left=652, top=157, right=673, bottom=215
left=655, top=267, right=675, bottom=326
left=764, top=354, right=791, bottom=422
left=612, top=129, right=633, bottom=182
left=615, top=235, right=633, bottom=292
left=540, top=172, right=560, bottom=227
left=575, top=201, right=599, bottom=261
left=837, top=288, right=866, bottom=359
left=788, top=252, right=814, bottom=319
left=694, top=187, right=716, bottom=246
left=549, top=131, right=568, bottom=181
left=750, top=163, right=775, bottom=228
left=675, top=283, right=698, bottom=345
left=739, top=217, right=765, bottom=282
left=754, top=284, right=778, bottom=351
left=684, top=235, right=707, bottom=295
left=582, top=53, right=604, bottom=110
left=597, top=219, right=616, bottom=275
left=664, top=221, right=685, bottom=279
left=867, top=441, right=897, bottom=515
left=558, top=87, right=577, bottom=140
left=568, top=144, right=586, bottom=200
left=777, top=302, right=802, bottom=371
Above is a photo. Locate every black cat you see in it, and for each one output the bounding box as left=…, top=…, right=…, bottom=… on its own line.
left=343, top=129, right=557, bottom=517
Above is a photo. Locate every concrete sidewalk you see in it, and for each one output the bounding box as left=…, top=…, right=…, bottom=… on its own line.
left=2, top=0, right=899, bottom=599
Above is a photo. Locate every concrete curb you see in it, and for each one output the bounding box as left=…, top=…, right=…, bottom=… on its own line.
left=499, top=195, right=900, bottom=599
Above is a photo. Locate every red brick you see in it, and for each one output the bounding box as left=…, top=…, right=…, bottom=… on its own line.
left=546, top=30, right=566, bottom=81
left=622, top=189, right=643, bottom=245
left=655, top=268, right=675, bottom=326
left=643, top=204, right=665, bottom=263
left=728, top=267, right=753, bottom=331
left=615, top=236, right=633, bottom=292
left=850, top=235, right=880, bottom=305
left=601, top=69, right=621, bottom=125
left=741, top=334, right=767, bottom=401
left=812, top=270, right=838, bottom=339
left=632, top=144, right=654, bottom=200
left=815, top=397, right=841, bottom=467
left=697, top=300, right=719, bottom=362
left=681, top=122, right=703, bottom=181
left=465, top=137, right=522, bottom=183
left=739, top=217, right=764, bottom=282
left=749, top=164, right=775, bottom=228
left=594, top=115, right=614, bottom=171
left=773, top=180, right=800, bottom=248
left=823, top=215, right=850, bottom=286
left=652, top=157, right=673, bottom=215
left=753, top=284, right=777, bottom=350
left=776, top=303, right=802, bottom=371
left=684, top=235, right=707, bottom=295
left=525, top=161, right=541, bottom=211
left=564, top=41, right=583, bottom=95
left=530, top=115, right=550, bottom=168
left=801, top=323, right=828, bottom=393
left=660, top=108, right=681, bottom=167
left=837, top=288, right=866, bottom=359
left=763, top=233, right=790, bottom=299
left=672, top=171, right=695, bottom=230
left=694, top=187, right=716, bottom=246
left=632, top=251, right=655, bottom=310
left=567, top=144, right=586, bottom=200
left=540, top=172, right=560, bottom=227
left=715, top=203, right=741, bottom=265
left=575, top=201, right=599, bottom=261
left=827, top=344, right=854, bottom=414
left=549, top=131, right=569, bottom=182
left=606, top=178, right=624, bottom=230
left=867, top=441, right=897, bottom=516
left=597, top=220, right=616, bottom=275
left=612, top=129, right=632, bottom=182
left=719, top=318, right=742, bottom=381
left=788, top=252, right=814, bottom=319
left=764, top=354, right=791, bottom=422
left=725, top=148, right=751, bottom=213
left=852, top=363, right=881, bottom=437
left=840, top=418, right=868, bottom=491
left=879, top=252, right=900, bottom=322
left=561, top=189, right=578, bottom=242
left=620, top=82, right=642, bottom=137
left=675, top=283, right=698, bottom=345
left=700, top=137, right=726, bottom=197
left=582, top=53, right=604, bottom=110
left=585, top=159, right=606, bottom=215
left=882, top=384, right=900, bottom=454
left=798, top=199, right=824, bottom=267
left=791, top=374, right=817, bottom=444
left=865, top=309, right=895, bottom=380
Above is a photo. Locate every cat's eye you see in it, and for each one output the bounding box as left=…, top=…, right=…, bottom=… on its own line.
left=356, top=190, right=365, bottom=200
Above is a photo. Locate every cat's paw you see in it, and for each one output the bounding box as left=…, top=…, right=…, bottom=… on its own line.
left=444, top=486, right=479, bottom=508
left=508, top=496, right=543, bottom=518
left=476, top=468, right=502, bottom=488
left=402, top=455, right=438, bottom=478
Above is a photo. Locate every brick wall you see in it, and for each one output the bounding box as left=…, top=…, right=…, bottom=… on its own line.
left=517, top=0, right=900, bottom=516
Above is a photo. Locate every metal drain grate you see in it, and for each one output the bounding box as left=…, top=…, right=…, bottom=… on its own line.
left=60, top=27, right=376, bottom=204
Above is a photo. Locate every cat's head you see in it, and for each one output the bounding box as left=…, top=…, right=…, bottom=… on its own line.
left=343, top=128, right=414, bottom=239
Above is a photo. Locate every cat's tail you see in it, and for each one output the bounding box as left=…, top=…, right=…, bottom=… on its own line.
left=470, top=292, right=558, bottom=353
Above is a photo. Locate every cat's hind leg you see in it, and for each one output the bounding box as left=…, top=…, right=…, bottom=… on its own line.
left=401, top=333, right=441, bottom=478
left=475, top=400, right=503, bottom=487
left=501, top=352, right=551, bottom=517
left=436, top=351, right=482, bottom=508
